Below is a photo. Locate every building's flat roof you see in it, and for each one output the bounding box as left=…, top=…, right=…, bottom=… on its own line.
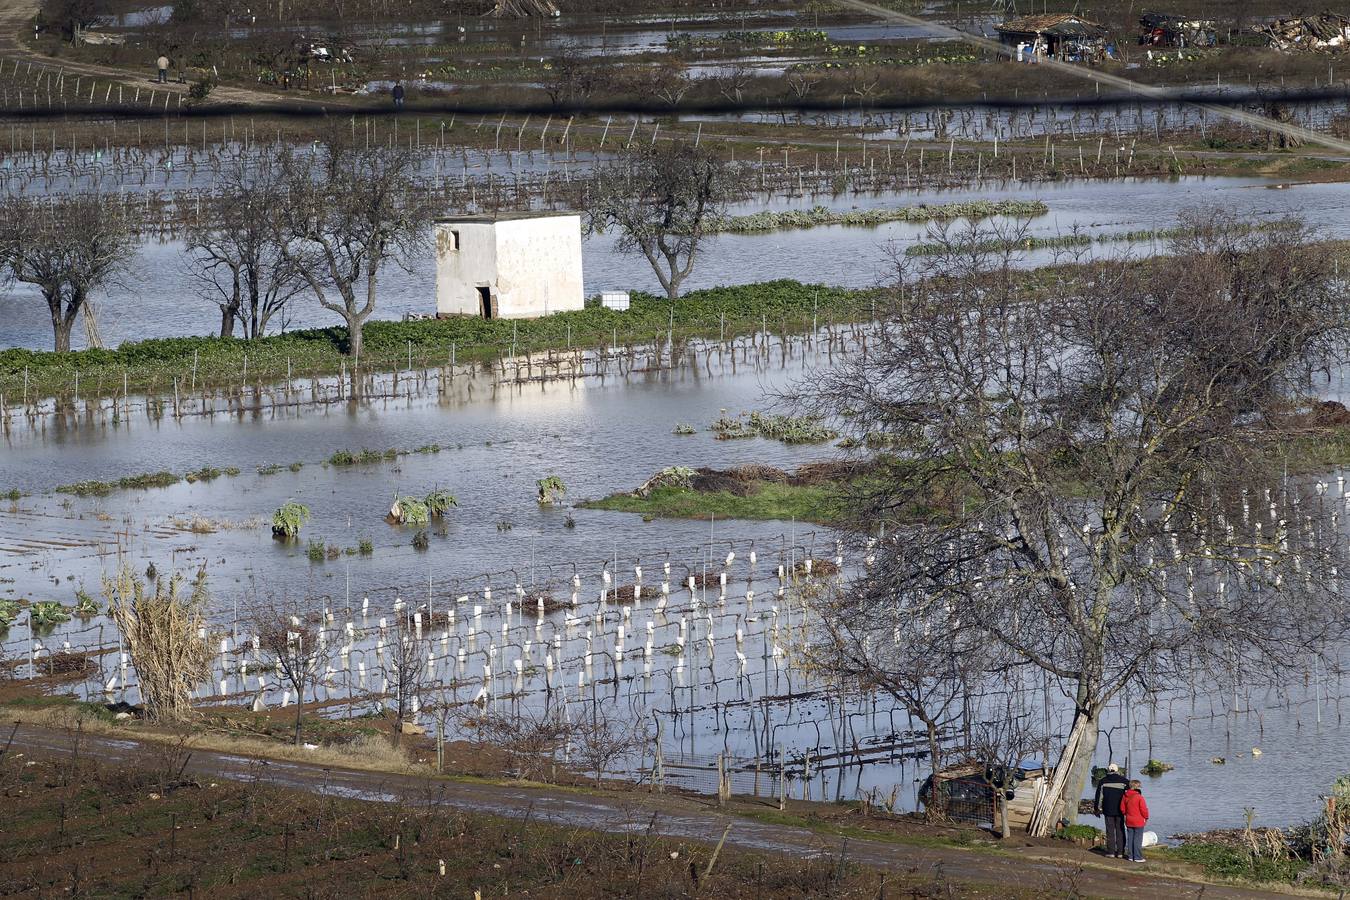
left=435, top=211, right=580, bottom=224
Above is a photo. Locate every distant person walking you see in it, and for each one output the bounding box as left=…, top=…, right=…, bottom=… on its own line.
left=1093, top=763, right=1130, bottom=858
left=156, top=54, right=170, bottom=84
left=392, top=81, right=405, bottom=109
left=1121, top=779, right=1150, bottom=863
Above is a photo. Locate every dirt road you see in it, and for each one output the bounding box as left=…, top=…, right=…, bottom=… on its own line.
left=0, top=0, right=322, bottom=108
left=3, top=722, right=1299, bottom=899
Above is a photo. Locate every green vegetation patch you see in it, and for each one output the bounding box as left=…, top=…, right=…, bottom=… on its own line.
left=713, top=200, right=1048, bottom=234
left=56, top=470, right=180, bottom=496
left=585, top=481, right=842, bottom=524
left=1167, top=843, right=1305, bottom=883
left=3, top=281, right=872, bottom=403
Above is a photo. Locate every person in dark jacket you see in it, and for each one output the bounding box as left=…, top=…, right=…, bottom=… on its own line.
left=392, top=81, right=406, bottom=109
left=1121, top=780, right=1150, bottom=862
left=1093, top=763, right=1130, bottom=857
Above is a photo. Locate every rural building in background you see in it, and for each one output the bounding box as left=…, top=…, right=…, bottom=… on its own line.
left=1139, top=12, right=1217, bottom=48
left=996, top=14, right=1112, bottom=63
left=434, top=213, right=584, bottom=320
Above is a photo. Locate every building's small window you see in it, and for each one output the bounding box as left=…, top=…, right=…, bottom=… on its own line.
left=450, top=230, right=460, bottom=250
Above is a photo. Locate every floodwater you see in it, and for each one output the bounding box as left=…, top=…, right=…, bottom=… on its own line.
left=3, top=331, right=1350, bottom=837
left=685, top=97, right=1350, bottom=141
left=5, top=174, right=1350, bottom=351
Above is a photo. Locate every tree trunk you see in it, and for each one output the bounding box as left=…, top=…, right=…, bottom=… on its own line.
left=52, top=315, right=73, bottom=352
left=1027, top=710, right=1099, bottom=836
left=923, top=719, right=944, bottom=822
left=294, top=695, right=303, bottom=746
left=219, top=304, right=236, bottom=339
left=347, top=316, right=363, bottom=361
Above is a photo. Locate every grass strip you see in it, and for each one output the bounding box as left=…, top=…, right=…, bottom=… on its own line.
left=2, top=280, right=872, bottom=403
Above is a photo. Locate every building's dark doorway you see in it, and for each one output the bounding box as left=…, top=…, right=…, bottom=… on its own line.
left=478, top=286, right=493, bottom=319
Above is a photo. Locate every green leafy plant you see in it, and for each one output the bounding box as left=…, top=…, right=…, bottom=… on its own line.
left=272, top=501, right=311, bottom=539
left=537, top=476, right=567, bottom=505
left=0, top=598, right=19, bottom=628
left=358, top=538, right=374, bottom=555
left=30, top=600, right=71, bottom=627
left=306, top=539, right=326, bottom=562
left=424, top=490, right=458, bottom=517
left=73, top=588, right=99, bottom=617
left=411, top=530, right=430, bottom=551
left=2, top=488, right=21, bottom=501
left=184, top=466, right=224, bottom=483
left=257, top=463, right=283, bottom=476
left=390, top=496, right=429, bottom=526
left=672, top=423, right=696, bottom=435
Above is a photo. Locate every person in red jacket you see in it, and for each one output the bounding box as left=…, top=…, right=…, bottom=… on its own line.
left=1120, top=779, right=1150, bottom=862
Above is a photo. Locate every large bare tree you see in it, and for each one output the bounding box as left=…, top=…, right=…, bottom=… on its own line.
left=0, top=194, right=136, bottom=352
left=187, top=148, right=305, bottom=339
left=798, top=211, right=1350, bottom=835
left=587, top=141, right=731, bottom=301
left=277, top=136, right=429, bottom=361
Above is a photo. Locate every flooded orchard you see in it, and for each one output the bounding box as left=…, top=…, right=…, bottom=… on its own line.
left=4, top=327, right=1350, bottom=837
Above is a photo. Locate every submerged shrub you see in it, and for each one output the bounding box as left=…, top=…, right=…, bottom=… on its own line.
left=272, top=501, right=310, bottom=539
left=537, top=476, right=567, bottom=505
left=425, top=490, right=458, bottom=517
left=30, top=600, right=70, bottom=627
left=391, top=496, right=430, bottom=526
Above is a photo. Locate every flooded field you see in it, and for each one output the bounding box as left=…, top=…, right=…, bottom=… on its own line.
left=3, top=174, right=1347, bottom=352
left=4, top=332, right=1350, bottom=837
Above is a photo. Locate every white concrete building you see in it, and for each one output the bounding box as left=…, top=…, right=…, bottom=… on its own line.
left=434, top=213, right=585, bottom=320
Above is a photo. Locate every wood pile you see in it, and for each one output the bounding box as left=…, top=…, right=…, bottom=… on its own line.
left=487, top=0, right=560, bottom=17
left=1257, top=13, right=1350, bottom=51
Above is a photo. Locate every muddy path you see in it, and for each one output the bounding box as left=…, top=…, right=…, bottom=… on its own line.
left=2, top=722, right=1297, bottom=898
left=0, top=0, right=331, bottom=109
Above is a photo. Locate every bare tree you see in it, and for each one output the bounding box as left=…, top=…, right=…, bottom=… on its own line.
left=277, top=135, right=429, bottom=361
left=796, top=210, right=1350, bottom=835
left=187, top=148, right=304, bottom=339
left=813, top=584, right=983, bottom=822
left=380, top=616, right=428, bottom=745
left=540, top=46, right=605, bottom=107
left=587, top=141, right=732, bottom=300
left=249, top=596, right=338, bottom=746
left=571, top=711, right=646, bottom=788
left=964, top=709, right=1048, bottom=839
left=0, top=194, right=136, bottom=352
left=467, top=707, right=573, bottom=782
left=711, top=61, right=754, bottom=105
left=39, top=0, right=111, bottom=41
left=640, top=61, right=693, bottom=108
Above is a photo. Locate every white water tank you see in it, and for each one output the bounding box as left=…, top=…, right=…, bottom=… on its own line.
left=601, top=291, right=630, bottom=311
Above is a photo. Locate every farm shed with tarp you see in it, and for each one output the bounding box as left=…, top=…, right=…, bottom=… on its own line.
left=1257, top=13, right=1350, bottom=51
left=1139, top=12, right=1217, bottom=47
left=995, top=14, right=1112, bottom=63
